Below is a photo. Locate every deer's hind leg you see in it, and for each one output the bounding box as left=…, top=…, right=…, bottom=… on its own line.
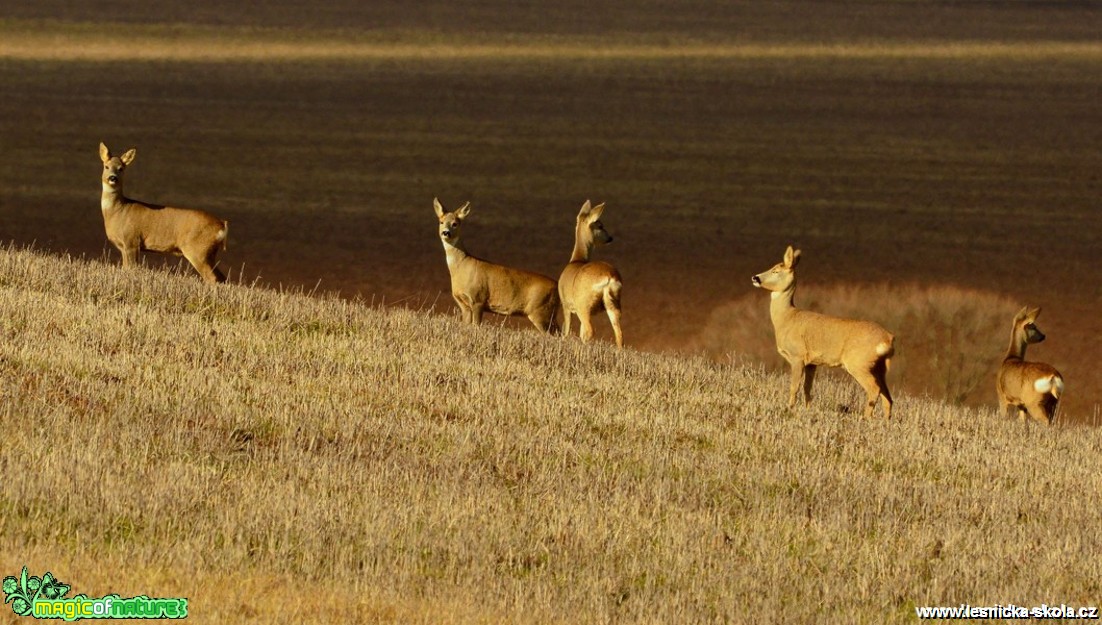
left=802, top=364, right=817, bottom=405
left=871, top=357, right=893, bottom=419
left=1026, top=400, right=1055, bottom=426
left=183, top=244, right=225, bottom=283
left=851, top=371, right=884, bottom=419
left=561, top=304, right=574, bottom=338
left=528, top=308, right=557, bottom=334
left=603, top=289, right=623, bottom=348
left=577, top=306, right=595, bottom=343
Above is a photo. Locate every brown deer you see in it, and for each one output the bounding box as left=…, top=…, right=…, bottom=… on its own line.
left=433, top=198, right=559, bottom=332
left=99, top=142, right=228, bottom=283
left=558, top=200, right=623, bottom=348
left=996, top=306, right=1064, bottom=424
left=752, top=246, right=895, bottom=418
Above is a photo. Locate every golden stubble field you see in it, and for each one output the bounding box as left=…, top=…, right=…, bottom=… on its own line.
left=2, top=5, right=1102, bottom=621
left=1, top=247, right=1101, bottom=624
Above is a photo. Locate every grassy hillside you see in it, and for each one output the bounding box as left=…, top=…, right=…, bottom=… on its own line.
left=1, top=247, right=1100, bottom=624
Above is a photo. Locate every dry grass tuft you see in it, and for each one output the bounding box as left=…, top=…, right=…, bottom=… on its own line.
left=2, top=247, right=1101, bottom=624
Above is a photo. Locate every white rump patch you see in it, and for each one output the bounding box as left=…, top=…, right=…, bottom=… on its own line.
left=593, top=277, right=622, bottom=293
left=875, top=341, right=893, bottom=356
left=1035, top=375, right=1065, bottom=397
left=215, top=228, right=227, bottom=241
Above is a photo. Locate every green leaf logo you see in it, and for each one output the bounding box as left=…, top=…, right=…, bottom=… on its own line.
left=3, top=566, right=71, bottom=616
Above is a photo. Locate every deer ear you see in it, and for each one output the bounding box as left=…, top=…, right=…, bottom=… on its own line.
left=784, top=246, right=801, bottom=268
left=120, top=149, right=136, bottom=165
left=1013, top=306, right=1030, bottom=322
left=456, top=202, right=471, bottom=219
left=578, top=200, right=592, bottom=217
left=1027, top=306, right=1042, bottom=322
left=588, top=202, right=606, bottom=222
left=433, top=197, right=445, bottom=218
left=99, top=142, right=110, bottom=163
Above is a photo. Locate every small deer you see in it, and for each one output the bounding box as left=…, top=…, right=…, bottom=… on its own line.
left=558, top=200, right=623, bottom=348
left=99, top=142, right=228, bottom=283
left=752, top=246, right=895, bottom=418
left=996, top=306, right=1064, bottom=424
left=433, top=198, right=559, bottom=332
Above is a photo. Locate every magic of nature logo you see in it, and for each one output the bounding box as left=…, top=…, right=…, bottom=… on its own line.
left=3, top=566, right=188, bottom=621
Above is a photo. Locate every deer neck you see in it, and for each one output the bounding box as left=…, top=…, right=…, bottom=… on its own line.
left=101, top=182, right=125, bottom=212
left=768, top=283, right=798, bottom=327
left=442, top=238, right=468, bottom=271
left=569, top=229, right=591, bottom=263
left=1005, top=329, right=1028, bottom=362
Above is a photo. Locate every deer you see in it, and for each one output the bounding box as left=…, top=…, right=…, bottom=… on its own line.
left=752, top=246, right=895, bottom=418
left=996, top=306, right=1064, bottom=425
left=99, top=142, right=228, bottom=283
left=433, top=198, right=559, bottom=333
left=558, top=200, right=623, bottom=348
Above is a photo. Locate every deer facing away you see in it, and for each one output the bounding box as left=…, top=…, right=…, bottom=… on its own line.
left=434, top=198, right=559, bottom=333
left=997, top=306, right=1064, bottom=424
left=752, top=246, right=894, bottom=418
left=558, top=200, right=623, bottom=348
left=99, top=142, right=228, bottom=283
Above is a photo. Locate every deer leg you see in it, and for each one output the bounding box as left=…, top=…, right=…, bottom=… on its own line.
left=1025, top=403, right=1052, bottom=426
left=452, top=295, right=471, bottom=323
left=577, top=308, right=595, bottom=343
left=802, top=364, right=817, bottom=406
left=604, top=293, right=623, bottom=349
left=872, top=357, right=893, bottom=419
left=561, top=305, right=573, bottom=338
left=183, top=248, right=223, bottom=284
left=470, top=302, right=486, bottom=325
left=118, top=244, right=139, bottom=268
left=787, top=361, right=804, bottom=409
left=996, top=389, right=1012, bottom=419
left=528, top=310, right=555, bottom=334
left=205, top=245, right=226, bottom=283
left=851, top=370, right=883, bottom=418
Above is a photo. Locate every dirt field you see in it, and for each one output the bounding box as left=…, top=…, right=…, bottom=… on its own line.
left=1, top=2, right=1100, bottom=415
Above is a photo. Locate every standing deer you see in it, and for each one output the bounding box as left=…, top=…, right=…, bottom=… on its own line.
left=752, top=246, right=894, bottom=418
left=99, top=142, right=228, bottom=283
left=996, top=306, right=1064, bottom=424
left=433, top=198, right=559, bottom=333
left=558, top=200, right=623, bottom=348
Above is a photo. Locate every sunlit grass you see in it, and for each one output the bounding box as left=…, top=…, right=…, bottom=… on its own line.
left=2, top=246, right=1102, bottom=624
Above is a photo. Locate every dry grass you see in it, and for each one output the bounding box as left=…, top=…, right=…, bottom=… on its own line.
left=694, top=284, right=1026, bottom=408
left=2, top=246, right=1102, bottom=624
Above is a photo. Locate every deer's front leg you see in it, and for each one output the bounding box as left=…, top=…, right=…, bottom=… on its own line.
left=787, top=360, right=805, bottom=409
left=117, top=243, right=139, bottom=268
